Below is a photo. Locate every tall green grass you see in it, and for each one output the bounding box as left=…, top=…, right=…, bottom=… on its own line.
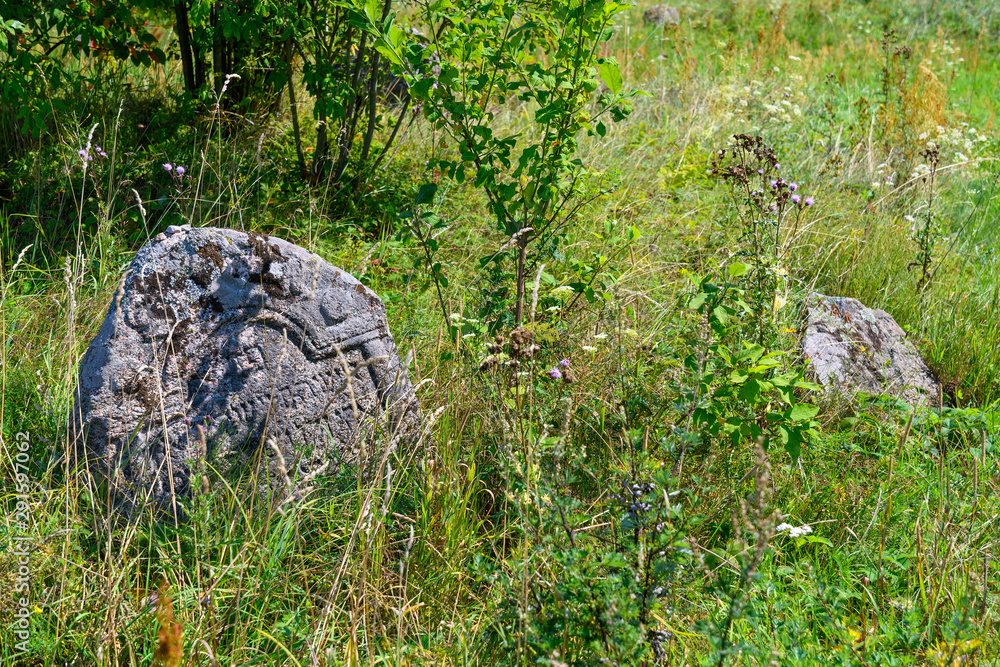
left=2, top=0, right=999, bottom=664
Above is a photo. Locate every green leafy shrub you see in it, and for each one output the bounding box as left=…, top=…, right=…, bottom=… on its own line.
left=357, top=0, right=637, bottom=325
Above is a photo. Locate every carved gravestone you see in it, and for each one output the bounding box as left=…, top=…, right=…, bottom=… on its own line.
left=802, top=293, right=940, bottom=406
left=643, top=4, right=680, bottom=26
left=72, top=226, right=420, bottom=516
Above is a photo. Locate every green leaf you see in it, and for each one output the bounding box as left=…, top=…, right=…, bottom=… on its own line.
left=712, top=305, right=729, bottom=326
left=781, top=425, right=802, bottom=463
left=727, top=262, right=749, bottom=278
left=598, top=61, right=623, bottom=95
left=785, top=404, right=819, bottom=422
left=687, top=292, right=707, bottom=310
left=738, top=379, right=761, bottom=404
left=415, top=183, right=437, bottom=205
left=729, top=369, right=749, bottom=384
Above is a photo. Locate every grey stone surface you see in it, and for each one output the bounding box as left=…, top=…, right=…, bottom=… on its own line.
left=71, top=226, right=420, bottom=517
left=802, top=293, right=940, bottom=406
left=643, top=4, right=680, bottom=26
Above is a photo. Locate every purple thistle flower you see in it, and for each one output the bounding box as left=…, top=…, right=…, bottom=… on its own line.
left=176, top=166, right=186, bottom=175
left=163, top=163, right=173, bottom=171
left=789, top=182, right=797, bottom=191
left=791, top=194, right=801, bottom=204
left=770, top=180, right=777, bottom=189
left=185, top=417, right=192, bottom=425
left=547, top=368, right=563, bottom=380
left=100, top=151, right=107, bottom=158
left=757, top=169, right=763, bottom=174
left=78, top=149, right=87, bottom=158
left=804, top=197, right=814, bottom=206
left=560, top=358, right=570, bottom=368
left=775, top=163, right=780, bottom=170
left=770, top=203, right=777, bottom=211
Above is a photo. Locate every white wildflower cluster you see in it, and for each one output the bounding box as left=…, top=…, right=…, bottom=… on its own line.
left=449, top=312, right=479, bottom=324
left=720, top=80, right=805, bottom=133
left=776, top=522, right=813, bottom=538
left=852, top=19, right=875, bottom=37
left=926, top=38, right=965, bottom=69
left=871, top=162, right=896, bottom=190
left=910, top=123, right=989, bottom=181
left=550, top=285, right=576, bottom=298
left=449, top=312, right=482, bottom=338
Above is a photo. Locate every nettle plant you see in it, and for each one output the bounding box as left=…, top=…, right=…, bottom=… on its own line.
left=354, top=0, right=635, bottom=326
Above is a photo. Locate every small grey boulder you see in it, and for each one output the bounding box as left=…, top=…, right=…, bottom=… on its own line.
left=643, top=4, right=680, bottom=26
left=71, top=226, right=420, bottom=517
left=802, top=293, right=940, bottom=406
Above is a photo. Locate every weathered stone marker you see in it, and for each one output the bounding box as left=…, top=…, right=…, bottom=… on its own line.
left=72, top=226, right=420, bottom=516
left=802, top=293, right=940, bottom=407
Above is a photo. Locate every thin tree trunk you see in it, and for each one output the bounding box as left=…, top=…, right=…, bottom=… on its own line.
left=211, top=4, right=223, bottom=95
left=285, top=39, right=306, bottom=179
left=356, top=0, right=394, bottom=189
left=369, top=96, right=411, bottom=174
left=194, top=44, right=206, bottom=90
left=174, top=3, right=196, bottom=93
left=311, top=103, right=328, bottom=180
left=334, top=34, right=369, bottom=181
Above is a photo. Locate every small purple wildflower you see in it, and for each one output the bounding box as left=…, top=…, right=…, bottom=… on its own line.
left=176, top=165, right=186, bottom=175
left=432, top=82, right=438, bottom=90
left=769, top=203, right=777, bottom=211
left=789, top=182, right=797, bottom=191
left=185, top=417, right=192, bottom=425
left=757, top=169, right=763, bottom=174
left=560, top=358, right=570, bottom=368
left=78, top=149, right=87, bottom=158
left=547, top=368, right=563, bottom=380
left=804, top=197, right=814, bottom=206
left=775, top=163, right=781, bottom=170
left=791, top=194, right=801, bottom=204
left=769, top=180, right=777, bottom=189
left=163, top=163, right=173, bottom=171
left=100, top=151, right=107, bottom=158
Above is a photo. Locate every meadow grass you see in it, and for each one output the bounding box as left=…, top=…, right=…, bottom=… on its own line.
left=2, top=0, right=1000, bottom=664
